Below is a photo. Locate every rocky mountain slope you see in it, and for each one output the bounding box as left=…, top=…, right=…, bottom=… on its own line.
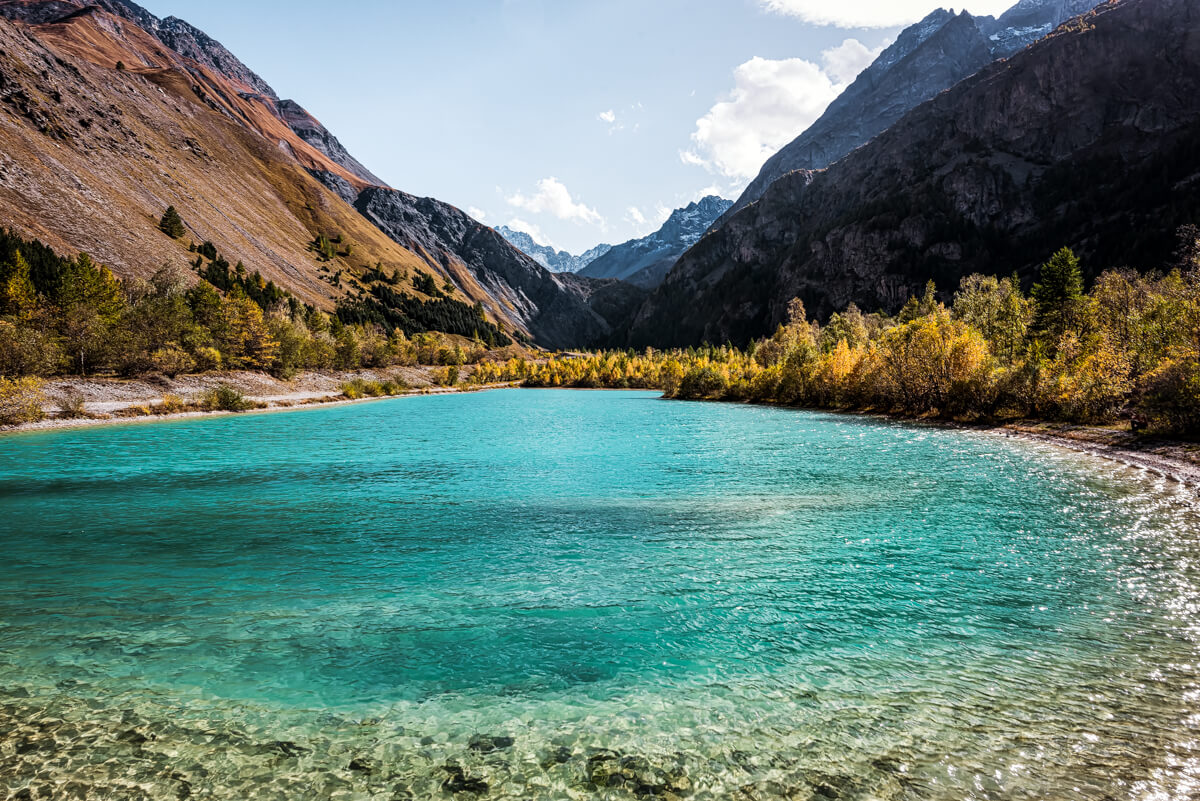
left=496, top=226, right=612, bottom=274
left=352, top=188, right=640, bottom=348
left=625, top=0, right=1200, bottom=347
left=579, top=196, right=733, bottom=288
left=722, top=0, right=1099, bottom=222
left=0, top=0, right=628, bottom=348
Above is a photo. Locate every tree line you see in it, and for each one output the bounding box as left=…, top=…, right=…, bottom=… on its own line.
left=472, top=235, right=1200, bottom=434
left=0, top=229, right=497, bottom=383
left=4, top=222, right=1200, bottom=435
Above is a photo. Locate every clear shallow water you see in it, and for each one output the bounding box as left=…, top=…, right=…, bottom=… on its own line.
left=1, top=390, right=1200, bottom=799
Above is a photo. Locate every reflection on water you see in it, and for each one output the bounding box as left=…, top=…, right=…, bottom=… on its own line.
left=0, top=390, right=1199, bottom=799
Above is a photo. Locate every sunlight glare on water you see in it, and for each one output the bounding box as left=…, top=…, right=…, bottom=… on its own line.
left=1, top=389, right=1199, bottom=799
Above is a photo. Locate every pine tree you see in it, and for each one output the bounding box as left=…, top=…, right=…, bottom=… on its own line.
left=1032, top=247, right=1084, bottom=354
left=159, top=206, right=186, bottom=239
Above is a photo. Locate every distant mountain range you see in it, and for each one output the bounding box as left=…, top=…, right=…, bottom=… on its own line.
left=500, top=197, right=733, bottom=289
left=580, top=196, right=733, bottom=288
left=720, top=0, right=1099, bottom=223
left=624, top=0, right=1200, bottom=347
left=495, top=227, right=612, bottom=274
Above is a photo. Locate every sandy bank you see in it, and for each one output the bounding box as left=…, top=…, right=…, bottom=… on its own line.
left=4, top=367, right=511, bottom=434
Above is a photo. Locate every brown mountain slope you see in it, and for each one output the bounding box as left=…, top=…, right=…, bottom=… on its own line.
left=0, top=10, right=450, bottom=309
left=625, top=0, right=1200, bottom=347
left=0, top=0, right=634, bottom=346
left=22, top=5, right=374, bottom=192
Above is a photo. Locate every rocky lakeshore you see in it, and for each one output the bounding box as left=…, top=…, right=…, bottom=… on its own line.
left=997, top=423, right=1200, bottom=489
left=1, top=367, right=514, bottom=434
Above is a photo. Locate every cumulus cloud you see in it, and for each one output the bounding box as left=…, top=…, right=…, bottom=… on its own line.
left=626, top=206, right=647, bottom=225
left=598, top=109, right=616, bottom=124
left=467, top=206, right=488, bottom=222
left=821, top=38, right=879, bottom=85
left=505, top=218, right=554, bottom=248
left=681, top=39, right=884, bottom=182
left=758, top=0, right=1013, bottom=28
left=506, top=177, right=604, bottom=226
left=692, top=185, right=728, bottom=202
left=682, top=57, right=839, bottom=181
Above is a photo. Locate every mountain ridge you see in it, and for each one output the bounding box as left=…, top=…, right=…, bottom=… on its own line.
left=625, top=0, right=1200, bottom=347
left=0, top=0, right=634, bottom=347
left=720, top=0, right=1101, bottom=224
left=580, top=196, right=733, bottom=288
left=495, top=226, right=612, bottom=274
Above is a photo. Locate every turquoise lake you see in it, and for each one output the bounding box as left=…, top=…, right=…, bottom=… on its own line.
left=1, top=389, right=1199, bottom=799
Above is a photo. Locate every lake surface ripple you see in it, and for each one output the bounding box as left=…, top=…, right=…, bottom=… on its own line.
left=1, top=389, right=1199, bottom=799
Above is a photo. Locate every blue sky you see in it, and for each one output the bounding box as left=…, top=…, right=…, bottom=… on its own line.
left=137, top=0, right=1015, bottom=253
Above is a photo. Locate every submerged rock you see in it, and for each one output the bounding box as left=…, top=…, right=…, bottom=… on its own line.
left=467, top=734, right=514, bottom=753
left=267, top=740, right=311, bottom=758
left=441, top=764, right=489, bottom=795
left=584, top=750, right=693, bottom=796
left=540, top=745, right=573, bottom=769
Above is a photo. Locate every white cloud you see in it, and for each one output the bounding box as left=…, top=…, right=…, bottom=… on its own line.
left=681, top=39, right=884, bottom=182
left=467, top=206, right=488, bottom=222
left=625, top=206, right=661, bottom=236
left=506, top=177, right=605, bottom=226
left=598, top=109, right=616, bottom=124
left=506, top=218, right=555, bottom=248
left=692, top=185, right=727, bottom=202
left=758, top=0, right=1013, bottom=28
left=682, top=56, right=840, bottom=181
left=821, top=38, right=880, bottom=85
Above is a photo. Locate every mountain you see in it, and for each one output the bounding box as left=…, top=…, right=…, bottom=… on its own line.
left=0, top=0, right=633, bottom=348
left=721, top=0, right=1099, bottom=222
left=352, top=188, right=639, bottom=348
left=579, top=196, right=733, bottom=288
left=496, top=226, right=612, bottom=274
left=981, top=0, right=1102, bottom=56
left=624, top=0, right=1200, bottom=347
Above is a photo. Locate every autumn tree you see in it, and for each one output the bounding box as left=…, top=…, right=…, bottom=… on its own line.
left=953, top=273, right=1030, bottom=364
left=217, top=291, right=279, bottom=369
left=0, top=250, right=37, bottom=319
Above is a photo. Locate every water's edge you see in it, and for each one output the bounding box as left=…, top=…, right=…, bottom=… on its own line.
left=10, top=383, right=1198, bottom=490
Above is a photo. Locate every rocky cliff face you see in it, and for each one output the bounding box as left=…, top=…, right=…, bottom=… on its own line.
left=496, top=226, right=612, bottom=274
left=625, top=0, right=1200, bottom=347
left=580, top=196, right=733, bottom=288
left=982, top=0, right=1100, bottom=56
left=276, top=100, right=384, bottom=187
left=356, top=189, right=641, bottom=349
left=722, top=0, right=1102, bottom=222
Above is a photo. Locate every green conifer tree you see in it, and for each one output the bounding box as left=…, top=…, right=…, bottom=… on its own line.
left=1032, top=247, right=1084, bottom=354
left=159, top=206, right=187, bottom=239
